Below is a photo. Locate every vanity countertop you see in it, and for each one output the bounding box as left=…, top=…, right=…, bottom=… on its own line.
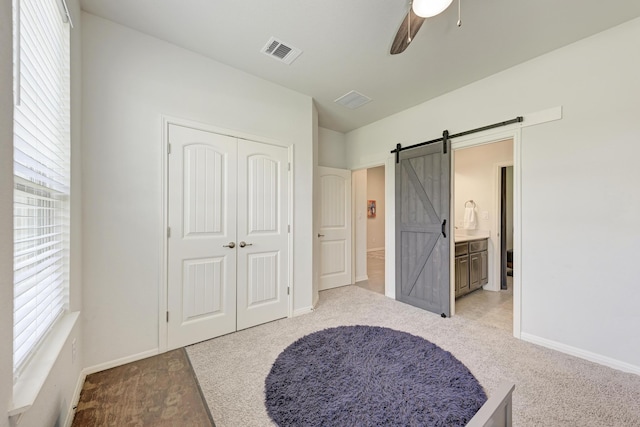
left=454, top=234, right=490, bottom=243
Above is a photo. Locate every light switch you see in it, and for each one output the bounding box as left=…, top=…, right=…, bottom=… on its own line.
left=481, top=211, right=489, bottom=220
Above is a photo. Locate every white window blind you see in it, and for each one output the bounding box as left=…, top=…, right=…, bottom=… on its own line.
left=13, top=0, right=71, bottom=375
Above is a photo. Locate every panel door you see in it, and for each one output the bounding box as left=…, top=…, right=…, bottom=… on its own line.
left=455, top=256, right=469, bottom=297
left=396, top=142, right=451, bottom=316
left=481, top=250, right=488, bottom=285
left=236, top=140, right=289, bottom=330
left=318, top=167, right=352, bottom=290
left=167, top=124, right=237, bottom=349
left=470, top=252, right=481, bottom=290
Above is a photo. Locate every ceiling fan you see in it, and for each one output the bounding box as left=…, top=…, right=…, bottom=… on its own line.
left=390, top=0, right=459, bottom=55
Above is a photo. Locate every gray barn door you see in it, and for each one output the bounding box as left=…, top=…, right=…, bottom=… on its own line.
left=396, top=142, right=451, bottom=317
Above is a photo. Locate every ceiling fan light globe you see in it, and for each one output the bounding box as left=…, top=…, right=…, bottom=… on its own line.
left=412, top=0, right=454, bottom=18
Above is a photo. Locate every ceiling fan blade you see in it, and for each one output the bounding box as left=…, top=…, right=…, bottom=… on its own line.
left=390, top=9, right=425, bottom=55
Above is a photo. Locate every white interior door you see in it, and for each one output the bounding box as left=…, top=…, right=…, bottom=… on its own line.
left=319, top=167, right=352, bottom=290
left=236, top=140, right=289, bottom=330
left=167, top=124, right=237, bottom=349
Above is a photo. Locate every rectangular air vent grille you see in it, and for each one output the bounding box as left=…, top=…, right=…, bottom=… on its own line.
left=334, top=90, right=373, bottom=109
left=261, top=37, right=302, bottom=65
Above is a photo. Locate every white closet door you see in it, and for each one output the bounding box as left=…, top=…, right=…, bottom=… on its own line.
left=318, top=167, right=352, bottom=290
left=236, top=140, right=289, bottom=330
left=167, top=124, right=237, bottom=349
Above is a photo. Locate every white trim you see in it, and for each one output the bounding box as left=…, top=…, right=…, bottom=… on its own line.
left=287, top=145, right=294, bottom=318
left=355, top=274, right=369, bottom=282
left=451, top=128, right=523, bottom=338
left=350, top=171, right=356, bottom=285
left=292, top=306, right=314, bottom=317
left=63, top=369, right=86, bottom=427
left=512, top=130, right=523, bottom=339
left=161, top=114, right=290, bottom=149
left=521, top=333, right=640, bottom=376
left=10, top=312, right=79, bottom=417
left=520, top=106, right=562, bottom=127
left=384, top=155, right=396, bottom=299
left=83, top=349, right=159, bottom=377
left=159, top=116, right=169, bottom=353
left=159, top=115, right=294, bottom=352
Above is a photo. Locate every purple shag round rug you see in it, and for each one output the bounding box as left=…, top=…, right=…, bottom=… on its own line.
left=265, top=325, right=487, bottom=426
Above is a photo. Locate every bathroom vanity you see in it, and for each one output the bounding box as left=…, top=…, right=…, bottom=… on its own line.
left=454, top=236, right=489, bottom=298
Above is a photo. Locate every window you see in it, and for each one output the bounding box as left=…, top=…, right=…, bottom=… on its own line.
left=13, top=0, right=71, bottom=376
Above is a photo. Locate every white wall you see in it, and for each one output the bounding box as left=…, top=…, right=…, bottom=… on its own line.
left=318, top=127, right=347, bottom=168
left=81, top=13, right=315, bottom=369
left=352, top=170, right=368, bottom=281
left=366, top=166, right=385, bottom=251
left=1, top=2, right=14, bottom=425
left=454, top=139, right=513, bottom=290
left=346, top=17, right=640, bottom=371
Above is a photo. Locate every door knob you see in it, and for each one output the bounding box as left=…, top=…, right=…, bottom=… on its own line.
left=239, top=241, right=253, bottom=248
left=223, top=242, right=236, bottom=248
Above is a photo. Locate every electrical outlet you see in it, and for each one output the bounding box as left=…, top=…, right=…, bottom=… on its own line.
left=72, top=338, right=77, bottom=365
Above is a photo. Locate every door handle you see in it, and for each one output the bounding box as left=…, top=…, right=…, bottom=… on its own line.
left=318, top=233, right=325, bottom=238
left=223, top=242, right=236, bottom=248
left=239, top=241, right=253, bottom=248
left=441, top=219, right=447, bottom=238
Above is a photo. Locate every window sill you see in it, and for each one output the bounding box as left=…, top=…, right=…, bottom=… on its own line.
left=9, top=311, right=79, bottom=418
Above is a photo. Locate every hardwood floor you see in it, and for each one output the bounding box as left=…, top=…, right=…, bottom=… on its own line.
left=72, top=349, right=214, bottom=426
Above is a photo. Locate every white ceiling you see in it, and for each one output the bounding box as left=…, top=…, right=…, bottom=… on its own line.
left=79, top=0, right=640, bottom=133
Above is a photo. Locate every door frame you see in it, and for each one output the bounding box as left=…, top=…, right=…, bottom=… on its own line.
left=449, top=128, right=521, bottom=337
left=159, top=115, right=293, bottom=352
left=496, top=163, right=514, bottom=292
left=350, top=163, right=392, bottom=296
left=351, top=107, right=561, bottom=340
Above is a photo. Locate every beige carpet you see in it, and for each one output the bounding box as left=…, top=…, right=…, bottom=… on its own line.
left=187, top=285, right=640, bottom=427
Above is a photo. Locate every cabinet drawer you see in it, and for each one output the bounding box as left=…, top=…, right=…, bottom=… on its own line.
left=455, top=242, right=468, bottom=257
left=469, top=239, right=488, bottom=253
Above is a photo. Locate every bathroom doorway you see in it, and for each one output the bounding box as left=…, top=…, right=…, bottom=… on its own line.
left=452, top=139, right=514, bottom=332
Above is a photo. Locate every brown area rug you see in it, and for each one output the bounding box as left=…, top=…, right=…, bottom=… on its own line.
left=72, top=348, right=214, bottom=426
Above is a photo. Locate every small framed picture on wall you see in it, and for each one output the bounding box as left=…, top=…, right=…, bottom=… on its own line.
left=368, top=200, right=376, bottom=218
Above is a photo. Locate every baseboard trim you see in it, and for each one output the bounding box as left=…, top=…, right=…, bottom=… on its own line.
left=520, top=333, right=640, bottom=375
left=355, top=275, right=368, bottom=282
left=293, top=306, right=314, bottom=317
left=63, top=371, right=87, bottom=427
left=83, top=349, right=160, bottom=376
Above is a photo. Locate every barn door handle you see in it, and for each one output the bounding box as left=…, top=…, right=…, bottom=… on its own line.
left=223, top=242, right=236, bottom=248
left=239, top=241, right=253, bottom=248
left=441, top=219, right=447, bottom=238
left=318, top=233, right=325, bottom=237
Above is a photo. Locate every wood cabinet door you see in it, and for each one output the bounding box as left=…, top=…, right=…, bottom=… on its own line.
left=470, top=252, right=481, bottom=290
left=480, top=250, right=489, bottom=285
left=455, top=256, right=469, bottom=296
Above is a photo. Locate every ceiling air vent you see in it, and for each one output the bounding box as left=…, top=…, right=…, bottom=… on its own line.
left=334, top=90, right=373, bottom=110
left=261, top=37, right=302, bottom=65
